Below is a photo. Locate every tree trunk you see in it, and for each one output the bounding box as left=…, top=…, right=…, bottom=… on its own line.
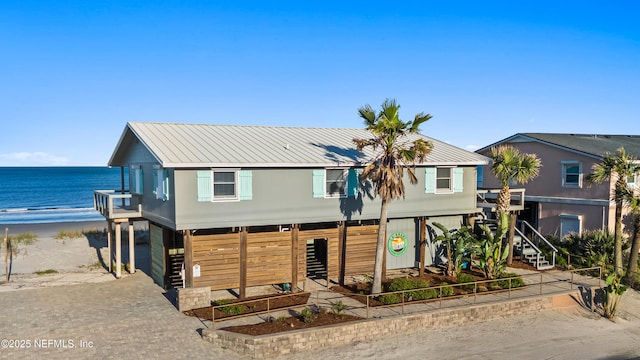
left=615, top=200, right=624, bottom=276
left=627, top=213, right=640, bottom=279
left=507, top=213, right=516, bottom=265
left=497, top=184, right=511, bottom=215
left=371, top=199, right=389, bottom=295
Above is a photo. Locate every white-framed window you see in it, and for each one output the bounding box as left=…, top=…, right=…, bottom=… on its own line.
left=560, top=214, right=581, bottom=238
left=627, top=173, right=638, bottom=189
left=325, top=168, right=348, bottom=198
left=129, top=165, right=143, bottom=195
left=561, top=161, right=582, bottom=188
left=425, top=167, right=464, bottom=194
left=197, top=169, right=252, bottom=202
left=312, top=168, right=359, bottom=199
left=153, top=167, right=170, bottom=201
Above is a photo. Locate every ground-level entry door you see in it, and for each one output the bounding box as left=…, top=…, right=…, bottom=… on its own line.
left=386, top=218, right=417, bottom=269
left=306, top=238, right=328, bottom=280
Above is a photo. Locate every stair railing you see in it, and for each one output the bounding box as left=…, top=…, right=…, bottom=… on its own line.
left=519, top=220, right=558, bottom=268
left=513, top=227, right=542, bottom=268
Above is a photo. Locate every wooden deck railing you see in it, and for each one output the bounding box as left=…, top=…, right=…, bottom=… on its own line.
left=93, top=190, right=142, bottom=220
left=476, top=188, right=525, bottom=211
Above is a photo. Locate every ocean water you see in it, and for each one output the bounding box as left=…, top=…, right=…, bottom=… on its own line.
left=0, top=167, right=126, bottom=224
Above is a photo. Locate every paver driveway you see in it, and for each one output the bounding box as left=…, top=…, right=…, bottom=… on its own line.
left=0, top=272, right=243, bottom=359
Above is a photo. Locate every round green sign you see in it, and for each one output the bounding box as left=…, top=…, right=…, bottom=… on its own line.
left=388, top=232, right=408, bottom=256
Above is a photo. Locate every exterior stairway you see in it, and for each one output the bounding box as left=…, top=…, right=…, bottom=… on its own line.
left=513, top=234, right=553, bottom=270
left=306, top=241, right=328, bottom=280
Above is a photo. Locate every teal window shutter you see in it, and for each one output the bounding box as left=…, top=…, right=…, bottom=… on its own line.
left=139, top=169, right=144, bottom=194
left=129, top=167, right=134, bottom=194
left=162, top=170, right=170, bottom=200
left=347, top=169, right=359, bottom=197
left=239, top=170, right=253, bottom=200
left=312, top=169, right=325, bottom=198
left=153, top=169, right=158, bottom=198
left=425, top=168, right=435, bottom=193
left=197, top=170, right=212, bottom=202
left=477, top=165, right=483, bottom=188
left=453, top=167, right=464, bottom=193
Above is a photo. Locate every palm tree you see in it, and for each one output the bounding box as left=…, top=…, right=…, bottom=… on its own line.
left=588, top=147, right=639, bottom=276
left=489, top=145, right=541, bottom=264
left=353, top=98, right=432, bottom=294
left=625, top=192, right=640, bottom=280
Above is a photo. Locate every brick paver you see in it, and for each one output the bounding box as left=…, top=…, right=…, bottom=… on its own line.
left=0, top=272, right=244, bottom=359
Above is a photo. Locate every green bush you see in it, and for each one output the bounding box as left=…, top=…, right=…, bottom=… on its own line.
left=329, top=300, right=348, bottom=315
left=378, top=293, right=401, bottom=305
left=440, top=283, right=454, bottom=297
left=215, top=299, right=247, bottom=315
left=409, top=288, right=438, bottom=300
left=300, top=307, right=316, bottom=324
left=477, top=285, right=488, bottom=292
left=496, top=272, right=525, bottom=288
left=456, top=273, right=476, bottom=291
left=385, top=277, right=430, bottom=292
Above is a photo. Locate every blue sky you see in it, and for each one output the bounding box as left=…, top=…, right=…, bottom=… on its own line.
left=1, top=1, right=639, bottom=166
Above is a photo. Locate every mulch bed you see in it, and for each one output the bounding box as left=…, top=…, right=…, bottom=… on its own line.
left=184, top=292, right=311, bottom=321
left=220, top=312, right=363, bottom=336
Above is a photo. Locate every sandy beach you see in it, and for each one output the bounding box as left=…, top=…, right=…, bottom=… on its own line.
left=0, top=220, right=148, bottom=291
left=1, top=220, right=640, bottom=359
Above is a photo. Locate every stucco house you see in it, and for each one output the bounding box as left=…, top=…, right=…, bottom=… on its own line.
left=477, top=133, right=640, bottom=239
left=95, top=122, right=491, bottom=296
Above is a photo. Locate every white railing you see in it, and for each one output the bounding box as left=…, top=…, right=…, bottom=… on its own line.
left=476, top=188, right=525, bottom=211
left=93, top=190, right=141, bottom=220
left=520, top=220, right=557, bottom=268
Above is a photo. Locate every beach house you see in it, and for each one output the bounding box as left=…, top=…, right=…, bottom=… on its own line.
left=477, top=133, right=640, bottom=238
left=95, top=122, right=492, bottom=296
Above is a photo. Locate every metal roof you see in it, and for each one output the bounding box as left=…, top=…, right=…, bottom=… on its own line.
left=476, top=133, right=640, bottom=159
left=109, top=122, right=488, bottom=168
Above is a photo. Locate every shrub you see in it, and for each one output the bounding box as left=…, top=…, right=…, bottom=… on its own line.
left=329, top=300, right=348, bottom=315
left=409, top=288, right=438, bottom=301
left=300, top=307, right=316, bottom=324
left=497, top=273, right=525, bottom=288
left=456, top=273, right=476, bottom=291
left=440, top=283, right=454, bottom=297
left=378, top=293, right=401, bottom=305
left=477, top=285, right=488, bottom=292
left=215, top=299, right=247, bottom=315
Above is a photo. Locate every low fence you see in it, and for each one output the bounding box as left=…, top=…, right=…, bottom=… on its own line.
left=211, top=291, right=311, bottom=322
left=321, top=266, right=603, bottom=319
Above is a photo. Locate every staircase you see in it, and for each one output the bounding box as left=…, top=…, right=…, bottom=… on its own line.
left=306, top=241, right=328, bottom=280
left=512, top=234, right=553, bottom=270
left=476, top=218, right=556, bottom=271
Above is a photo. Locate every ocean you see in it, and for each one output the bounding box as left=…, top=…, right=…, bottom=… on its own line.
left=0, top=167, right=126, bottom=224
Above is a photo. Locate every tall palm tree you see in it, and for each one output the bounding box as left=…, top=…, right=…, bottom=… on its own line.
left=489, top=145, right=541, bottom=264
left=588, top=147, right=639, bottom=276
left=624, top=191, right=640, bottom=280
left=353, top=98, right=432, bottom=294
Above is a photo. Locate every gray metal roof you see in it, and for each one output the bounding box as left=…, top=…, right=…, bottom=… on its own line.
left=109, top=122, right=488, bottom=168
left=476, top=133, right=640, bottom=159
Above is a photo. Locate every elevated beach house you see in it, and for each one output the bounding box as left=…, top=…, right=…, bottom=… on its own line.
left=477, top=133, right=640, bottom=238
left=95, top=122, right=491, bottom=296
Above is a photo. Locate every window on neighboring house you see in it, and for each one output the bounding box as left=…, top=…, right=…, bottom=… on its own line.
left=197, top=169, right=252, bottom=202
left=477, top=166, right=484, bottom=189
left=627, top=173, right=638, bottom=189
left=560, top=214, right=581, bottom=238
left=153, top=167, right=170, bottom=201
left=129, top=166, right=143, bottom=195
left=562, top=161, right=582, bottom=187
left=312, top=168, right=359, bottom=198
left=425, top=167, right=464, bottom=194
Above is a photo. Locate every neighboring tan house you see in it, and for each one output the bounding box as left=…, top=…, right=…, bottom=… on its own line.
left=477, top=133, right=640, bottom=238
left=95, top=122, right=490, bottom=296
